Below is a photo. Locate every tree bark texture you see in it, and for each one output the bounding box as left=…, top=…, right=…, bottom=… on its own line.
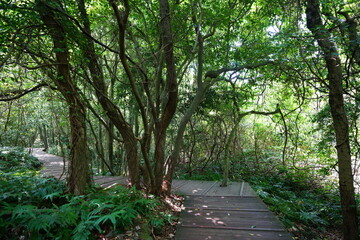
left=78, top=0, right=140, bottom=187
left=152, top=0, right=178, bottom=195
left=306, top=1, right=359, bottom=239
left=163, top=32, right=210, bottom=193
left=36, top=0, right=91, bottom=195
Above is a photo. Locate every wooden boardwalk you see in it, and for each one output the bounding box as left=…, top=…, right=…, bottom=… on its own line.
left=175, top=195, right=293, bottom=240
left=31, top=148, right=129, bottom=188
left=31, top=148, right=293, bottom=240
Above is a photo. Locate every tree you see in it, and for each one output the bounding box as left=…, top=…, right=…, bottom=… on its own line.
left=306, top=0, right=359, bottom=238
left=35, top=0, right=91, bottom=195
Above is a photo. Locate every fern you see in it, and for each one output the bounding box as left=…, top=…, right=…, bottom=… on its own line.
left=12, top=205, right=37, bottom=220
left=88, top=202, right=116, bottom=216
left=58, top=203, right=79, bottom=226
left=43, top=191, right=62, bottom=202
left=27, top=211, right=56, bottom=233
left=72, top=221, right=93, bottom=240
left=1, top=151, right=169, bottom=240
left=94, top=212, right=118, bottom=228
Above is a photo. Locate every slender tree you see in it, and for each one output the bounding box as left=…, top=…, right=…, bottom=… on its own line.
left=306, top=0, right=359, bottom=238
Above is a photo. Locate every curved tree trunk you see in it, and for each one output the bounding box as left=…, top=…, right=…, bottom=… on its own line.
left=36, top=0, right=91, bottom=195
left=77, top=0, right=140, bottom=188
left=221, top=121, right=238, bottom=187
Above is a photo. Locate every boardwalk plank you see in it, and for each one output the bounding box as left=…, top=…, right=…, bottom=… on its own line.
left=242, top=182, right=258, bottom=196
left=93, top=176, right=128, bottom=188
left=172, top=180, right=190, bottom=189
left=180, top=211, right=285, bottom=229
left=175, top=180, right=218, bottom=195
left=175, top=227, right=292, bottom=240
left=181, top=208, right=280, bottom=220
left=204, top=181, right=242, bottom=196
left=183, top=195, right=269, bottom=210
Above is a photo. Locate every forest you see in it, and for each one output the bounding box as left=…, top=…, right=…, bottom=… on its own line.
left=0, top=0, right=359, bottom=239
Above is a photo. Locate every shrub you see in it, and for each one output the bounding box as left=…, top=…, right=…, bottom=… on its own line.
left=243, top=168, right=345, bottom=239
left=0, top=149, right=171, bottom=240
left=0, top=148, right=42, bottom=172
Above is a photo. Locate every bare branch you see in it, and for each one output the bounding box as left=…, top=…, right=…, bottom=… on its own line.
left=0, top=83, right=47, bottom=101
left=205, top=61, right=276, bottom=79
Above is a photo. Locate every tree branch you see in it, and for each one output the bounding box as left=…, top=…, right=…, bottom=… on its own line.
left=205, top=61, right=276, bottom=79
left=39, top=0, right=120, bottom=54
left=0, top=83, right=47, bottom=101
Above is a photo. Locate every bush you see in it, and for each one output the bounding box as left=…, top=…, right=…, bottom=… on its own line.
left=0, top=148, right=42, bottom=172
left=242, top=167, right=346, bottom=239
left=0, top=149, right=172, bottom=240
left=176, top=169, right=223, bottom=181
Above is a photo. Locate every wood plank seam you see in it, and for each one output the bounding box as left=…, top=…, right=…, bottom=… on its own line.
left=173, top=180, right=192, bottom=191
left=183, top=207, right=269, bottom=212
left=202, top=181, right=219, bottom=195
left=179, top=225, right=287, bottom=232
left=239, top=181, right=245, bottom=196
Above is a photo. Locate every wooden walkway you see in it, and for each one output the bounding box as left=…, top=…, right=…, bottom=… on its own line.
left=31, top=148, right=293, bottom=240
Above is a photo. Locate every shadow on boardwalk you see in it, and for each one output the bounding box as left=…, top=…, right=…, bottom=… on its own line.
left=31, top=148, right=293, bottom=240
left=174, top=181, right=293, bottom=240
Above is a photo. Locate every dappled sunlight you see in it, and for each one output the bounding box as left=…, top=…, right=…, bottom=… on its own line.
left=205, top=217, right=226, bottom=226
left=192, top=188, right=204, bottom=193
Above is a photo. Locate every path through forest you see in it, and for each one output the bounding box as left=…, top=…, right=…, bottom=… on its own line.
left=31, top=148, right=293, bottom=239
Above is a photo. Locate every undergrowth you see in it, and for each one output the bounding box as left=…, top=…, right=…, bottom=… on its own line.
left=0, top=148, right=42, bottom=172
left=241, top=167, right=359, bottom=240
left=0, top=149, right=176, bottom=240
left=176, top=169, right=223, bottom=181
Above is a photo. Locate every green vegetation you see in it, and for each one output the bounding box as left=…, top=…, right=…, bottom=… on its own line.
left=0, top=148, right=42, bottom=172
left=0, top=149, right=175, bottom=239
left=176, top=169, right=223, bottom=181
left=178, top=161, right=358, bottom=239
left=244, top=170, right=345, bottom=239
left=0, top=0, right=359, bottom=238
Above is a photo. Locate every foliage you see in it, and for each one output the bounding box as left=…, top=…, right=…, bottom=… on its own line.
left=0, top=147, right=42, bottom=172
left=242, top=166, right=353, bottom=239
left=0, top=150, right=173, bottom=239
left=0, top=0, right=359, bottom=236
left=176, top=169, right=223, bottom=181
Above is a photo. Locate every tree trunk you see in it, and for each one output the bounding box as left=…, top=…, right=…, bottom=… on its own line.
left=163, top=83, right=209, bottom=193
left=36, top=0, right=91, bottom=195
left=221, top=122, right=238, bottom=187
left=221, top=108, right=280, bottom=186
left=67, top=100, right=89, bottom=194
left=163, top=7, right=213, bottom=193
left=151, top=0, right=178, bottom=195
left=0, top=102, right=12, bottom=145
left=98, top=120, right=105, bottom=172
left=77, top=0, right=140, bottom=187
left=40, top=124, right=49, bottom=151
left=306, top=1, right=359, bottom=239
left=106, top=119, right=114, bottom=171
